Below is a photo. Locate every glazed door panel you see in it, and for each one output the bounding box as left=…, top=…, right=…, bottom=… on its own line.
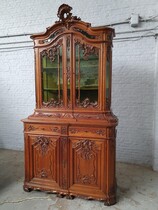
left=41, top=38, right=64, bottom=108
left=73, top=37, right=101, bottom=110
left=25, top=134, right=60, bottom=189
left=69, top=137, right=106, bottom=198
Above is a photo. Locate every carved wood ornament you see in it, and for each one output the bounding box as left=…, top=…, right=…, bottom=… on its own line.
left=69, top=127, right=107, bottom=137
left=34, top=136, right=51, bottom=155
left=22, top=4, right=118, bottom=206
left=56, top=4, right=81, bottom=23
left=73, top=139, right=98, bottom=160
left=41, top=39, right=63, bottom=63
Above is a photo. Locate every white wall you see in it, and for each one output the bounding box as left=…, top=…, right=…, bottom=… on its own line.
left=0, top=0, right=158, bottom=169
left=153, top=39, right=158, bottom=171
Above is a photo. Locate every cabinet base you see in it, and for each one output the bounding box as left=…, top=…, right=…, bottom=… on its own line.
left=104, top=196, right=116, bottom=206
left=23, top=184, right=116, bottom=206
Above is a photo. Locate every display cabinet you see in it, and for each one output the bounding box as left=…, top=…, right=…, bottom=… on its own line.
left=22, top=4, right=118, bottom=206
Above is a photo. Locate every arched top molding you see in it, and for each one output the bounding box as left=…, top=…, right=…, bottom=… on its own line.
left=30, top=4, right=115, bottom=45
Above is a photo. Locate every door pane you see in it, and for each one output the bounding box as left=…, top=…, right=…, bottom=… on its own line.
left=75, top=42, right=99, bottom=108
left=66, top=36, right=71, bottom=106
left=41, top=44, right=63, bottom=107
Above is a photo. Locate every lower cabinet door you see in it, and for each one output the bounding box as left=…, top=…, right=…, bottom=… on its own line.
left=24, top=134, right=60, bottom=190
left=69, top=137, right=107, bottom=199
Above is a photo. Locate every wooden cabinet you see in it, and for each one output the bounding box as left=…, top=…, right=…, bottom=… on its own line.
left=22, top=4, right=118, bottom=206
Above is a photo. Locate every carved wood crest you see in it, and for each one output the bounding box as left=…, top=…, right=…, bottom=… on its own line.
left=56, top=4, right=81, bottom=24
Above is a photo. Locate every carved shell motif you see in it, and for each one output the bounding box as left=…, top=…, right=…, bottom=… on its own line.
left=56, top=4, right=81, bottom=23
left=73, top=139, right=98, bottom=160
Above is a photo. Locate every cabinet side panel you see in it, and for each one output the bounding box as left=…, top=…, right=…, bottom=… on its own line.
left=106, top=137, right=116, bottom=204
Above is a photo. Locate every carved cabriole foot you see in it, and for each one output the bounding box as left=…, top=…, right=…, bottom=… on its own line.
left=23, top=185, right=33, bottom=192
left=66, top=194, right=75, bottom=200
left=57, top=193, right=65, bottom=198
left=104, top=196, right=116, bottom=206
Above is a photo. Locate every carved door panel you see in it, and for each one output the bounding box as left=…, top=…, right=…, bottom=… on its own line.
left=26, top=135, right=60, bottom=189
left=69, top=137, right=106, bottom=198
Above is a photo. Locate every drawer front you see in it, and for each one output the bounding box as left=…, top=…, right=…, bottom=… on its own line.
left=69, top=126, right=115, bottom=139
left=69, top=126, right=107, bottom=138
left=24, top=123, right=68, bottom=135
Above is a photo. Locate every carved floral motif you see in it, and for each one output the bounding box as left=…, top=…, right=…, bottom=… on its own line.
left=76, top=98, right=98, bottom=108
left=69, top=128, right=78, bottom=134
left=30, top=111, right=118, bottom=124
left=27, top=125, right=45, bottom=131
left=69, top=127, right=106, bottom=136
left=77, top=174, right=96, bottom=185
left=73, top=139, right=98, bottom=160
left=96, top=129, right=106, bottom=136
left=43, top=98, right=63, bottom=108
left=39, top=169, right=48, bottom=178
left=74, top=39, right=99, bottom=60
left=41, top=39, right=62, bottom=62
left=74, top=113, right=104, bottom=120
left=28, top=125, right=36, bottom=131
left=52, top=127, right=60, bottom=133
left=34, top=136, right=53, bottom=155
left=61, top=126, right=67, bottom=134
left=31, top=112, right=63, bottom=118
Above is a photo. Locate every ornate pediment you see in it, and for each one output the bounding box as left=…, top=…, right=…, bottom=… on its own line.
left=56, top=4, right=81, bottom=23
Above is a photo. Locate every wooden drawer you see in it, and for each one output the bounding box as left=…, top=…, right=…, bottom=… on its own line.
left=69, top=126, right=104, bottom=138
left=24, top=123, right=68, bottom=135
left=69, top=126, right=115, bottom=139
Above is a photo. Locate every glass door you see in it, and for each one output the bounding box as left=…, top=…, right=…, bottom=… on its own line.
left=74, top=39, right=100, bottom=109
left=41, top=39, right=63, bottom=108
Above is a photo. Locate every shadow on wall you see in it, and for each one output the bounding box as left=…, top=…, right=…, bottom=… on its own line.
left=112, top=39, right=155, bottom=166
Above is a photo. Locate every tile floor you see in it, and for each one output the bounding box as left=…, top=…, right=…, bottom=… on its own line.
left=0, top=149, right=158, bottom=210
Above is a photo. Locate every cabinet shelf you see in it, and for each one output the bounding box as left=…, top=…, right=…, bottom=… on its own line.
left=43, top=85, right=98, bottom=91
left=42, top=67, right=58, bottom=70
